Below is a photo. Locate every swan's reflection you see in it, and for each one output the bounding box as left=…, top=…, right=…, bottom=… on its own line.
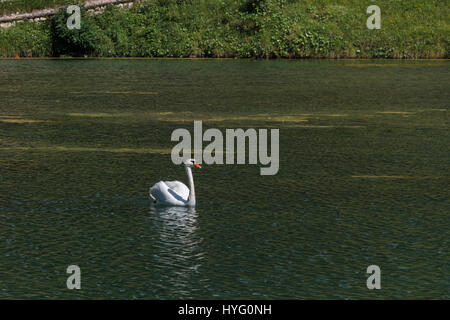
left=149, top=205, right=205, bottom=295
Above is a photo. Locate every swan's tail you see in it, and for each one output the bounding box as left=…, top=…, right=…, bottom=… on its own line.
left=149, top=189, right=157, bottom=203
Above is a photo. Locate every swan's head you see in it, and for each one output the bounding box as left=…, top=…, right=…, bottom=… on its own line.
left=183, top=158, right=202, bottom=169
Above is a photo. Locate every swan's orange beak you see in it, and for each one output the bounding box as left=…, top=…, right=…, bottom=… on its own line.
left=194, top=163, right=202, bottom=168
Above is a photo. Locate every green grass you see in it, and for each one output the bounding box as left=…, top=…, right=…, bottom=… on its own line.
left=0, top=0, right=449, bottom=58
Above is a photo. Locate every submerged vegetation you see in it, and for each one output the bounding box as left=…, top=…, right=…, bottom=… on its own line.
left=0, top=0, right=449, bottom=58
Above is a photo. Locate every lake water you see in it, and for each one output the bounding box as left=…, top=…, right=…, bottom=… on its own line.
left=0, top=59, right=448, bottom=299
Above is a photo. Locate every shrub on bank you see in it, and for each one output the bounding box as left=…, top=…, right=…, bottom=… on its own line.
left=0, top=21, right=52, bottom=57
left=50, top=7, right=114, bottom=57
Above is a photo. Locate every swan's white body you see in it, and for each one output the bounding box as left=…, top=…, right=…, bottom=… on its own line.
left=149, top=159, right=199, bottom=206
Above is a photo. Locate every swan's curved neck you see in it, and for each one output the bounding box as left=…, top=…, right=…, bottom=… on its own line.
left=185, top=166, right=195, bottom=206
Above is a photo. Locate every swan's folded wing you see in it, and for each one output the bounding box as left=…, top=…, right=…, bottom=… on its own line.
left=150, top=181, right=185, bottom=205
left=163, top=181, right=190, bottom=200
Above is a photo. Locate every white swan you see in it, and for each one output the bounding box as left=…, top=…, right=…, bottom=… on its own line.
left=149, top=159, right=201, bottom=206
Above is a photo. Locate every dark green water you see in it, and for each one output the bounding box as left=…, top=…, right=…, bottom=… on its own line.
left=0, top=59, right=448, bottom=299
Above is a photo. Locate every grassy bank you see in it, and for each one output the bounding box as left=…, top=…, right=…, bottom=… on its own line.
left=0, top=0, right=449, bottom=58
